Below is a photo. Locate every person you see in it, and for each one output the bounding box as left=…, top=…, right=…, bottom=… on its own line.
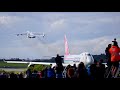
left=105, top=44, right=112, bottom=67
left=67, top=66, right=75, bottom=78
left=112, top=38, right=118, bottom=47
left=55, top=54, right=63, bottom=66
left=104, top=44, right=112, bottom=78
left=10, top=72, right=17, bottom=78
left=19, top=72, right=24, bottom=78
left=76, top=62, right=88, bottom=80
left=73, top=64, right=77, bottom=71
left=55, top=64, right=64, bottom=78
left=64, top=64, right=71, bottom=78
left=109, top=41, right=120, bottom=77
left=43, top=67, right=48, bottom=78
left=47, top=64, right=55, bottom=78
left=95, top=59, right=105, bottom=79
left=26, top=68, right=32, bottom=78
left=90, top=60, right=97, bottom=80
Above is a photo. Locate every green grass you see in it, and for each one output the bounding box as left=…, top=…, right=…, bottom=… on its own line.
left=0, top=61, right=50, bottom=73
left=0, top=69, right=28, bottom=75
left=29, top=64, right=50, bottom=72
left=0, top=61, right=28, bottom=68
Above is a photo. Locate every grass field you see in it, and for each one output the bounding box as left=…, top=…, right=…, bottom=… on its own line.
left=0, top=61, right=28, bottom=68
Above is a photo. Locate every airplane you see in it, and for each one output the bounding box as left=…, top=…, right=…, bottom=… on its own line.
left=5, top=35, right=94, bottom=68
left=63, top=35, right=94, bottom=67
left=16, top=31, right=45, bottom=38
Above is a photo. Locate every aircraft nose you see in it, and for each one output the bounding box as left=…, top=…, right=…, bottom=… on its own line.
left=86, top=56, right=93, bottom=65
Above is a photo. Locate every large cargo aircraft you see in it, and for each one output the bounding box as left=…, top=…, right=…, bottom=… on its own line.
left=16, top=31, right=45, bottom=38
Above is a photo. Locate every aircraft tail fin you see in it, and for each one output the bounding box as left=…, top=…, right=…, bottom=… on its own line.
left=64, top=35, right=70, bottom=55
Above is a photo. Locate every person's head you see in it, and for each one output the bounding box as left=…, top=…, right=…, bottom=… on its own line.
left=66, top=64, right=71, bottom=69
left=114, top=38, right=116, bottom=41
left=78, top=62, right=85, bottom=69
left=108, top=44, right=111, bottom=48
left=57, top=54, right=59, bottom=57
left=80, top=62, right=84, bottom=65
left=73, top=64, right=76, bottom=67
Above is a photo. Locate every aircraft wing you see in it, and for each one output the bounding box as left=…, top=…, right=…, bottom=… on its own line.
left=5, top=61, right=29, bottom=64
left=5, top=61, right=56, bottom=67
left=5, top=61, right=70, bottom=67
left=16, top=33, right=27, bottom=36
left=29, top=62, right=56, bottom=66
left=33, top=32, right=42, bottom=35
left=30, top=62, right=69, bottom=66
left=5, top=61, right=54, bottom=65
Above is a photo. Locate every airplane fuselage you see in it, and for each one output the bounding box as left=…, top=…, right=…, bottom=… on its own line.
left=64, top=52, right=94, bottom=67
left=27, top=32, right=36, bottom=38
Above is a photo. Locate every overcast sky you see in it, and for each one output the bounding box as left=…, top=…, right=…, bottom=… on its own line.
left=0, top=12, right=120, bottom=59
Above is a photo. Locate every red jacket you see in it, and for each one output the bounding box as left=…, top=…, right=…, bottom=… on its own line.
left=109, top=46, right=120, bottom=62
